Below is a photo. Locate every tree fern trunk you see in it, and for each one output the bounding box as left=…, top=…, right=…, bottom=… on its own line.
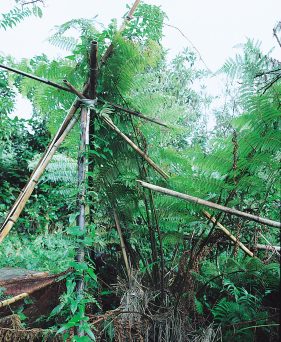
left=88, top=41, right=98, bottom=225
left=75, top=107, right=88, bottom=337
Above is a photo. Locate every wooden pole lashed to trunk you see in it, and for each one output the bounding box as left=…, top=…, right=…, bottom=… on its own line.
left=0, top=0, right=142, bottom=243
left=63, top=81, right=169, bottom=180
left=137, top=180, right=281, bottom=229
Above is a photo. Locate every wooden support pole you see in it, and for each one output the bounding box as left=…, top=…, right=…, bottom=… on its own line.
left=98, top=99, right=169, bottom=128
left=0, top=112, right=80, bottom=243
left=0, top=63, right=72, bottom=93
left=137, top=180, right=281, bottom=228
left=101, top=115, right=169, bottom=179
left=113, top=208, right=131, bottom=281
left=203, top=210, right=254, bottom=257
left=100, top=0, right=141, bottom=66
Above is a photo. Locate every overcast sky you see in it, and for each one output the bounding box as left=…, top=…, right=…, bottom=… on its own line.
left=1, top=0, right=280, bottom=70
left=0, top=0, right=280, bottom=119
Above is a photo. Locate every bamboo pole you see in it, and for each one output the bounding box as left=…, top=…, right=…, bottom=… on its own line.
left=0, top=63, right=72, bottom=93
left=0, top=293, right=29, bottom=308
left=100, top=0, right=141, bottom=66
left=182, top=235, right=280, bottom=252
left=256, top=244, right=280, bottom=252
left=101, top=115, right=169, bottom=179
left=63, top=81, right=169, bottom=180
left=0, top=0, right=140, bottom=242
left=0, top=113, right=80, bottom=243
left=259, top=233, right=280, bottom=255
left=0, top=77, right=90, bottom=243
left=113, top=208, right=131, bottom=281
left=137, top=180, right=281, bottom=229
left=0, top=62, right=168, bottom=128
left=1, top=101, right=79, bottom=227
left=98, top=99, right=169, bottom=128
left=203, top=210, right=254, bottom=257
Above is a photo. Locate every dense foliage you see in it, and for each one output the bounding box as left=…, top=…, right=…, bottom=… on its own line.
left=0, top=2, right=280, bottom=341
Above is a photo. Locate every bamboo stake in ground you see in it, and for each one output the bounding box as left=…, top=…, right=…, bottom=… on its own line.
left=137, top=180, right=281, bottom=229
left=113, top=208, right=131, bottom=281
left=203, top=210, right=254, bottom=257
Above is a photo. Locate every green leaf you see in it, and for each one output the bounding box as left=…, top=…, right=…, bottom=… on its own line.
left=67, top=226, right=84, bottom=236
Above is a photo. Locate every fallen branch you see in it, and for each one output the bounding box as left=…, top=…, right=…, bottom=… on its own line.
left=137, top=181, right=281, bottom=228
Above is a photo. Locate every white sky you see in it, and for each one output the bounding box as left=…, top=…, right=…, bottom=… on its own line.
left=0, top=0, right=280, bottom=120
